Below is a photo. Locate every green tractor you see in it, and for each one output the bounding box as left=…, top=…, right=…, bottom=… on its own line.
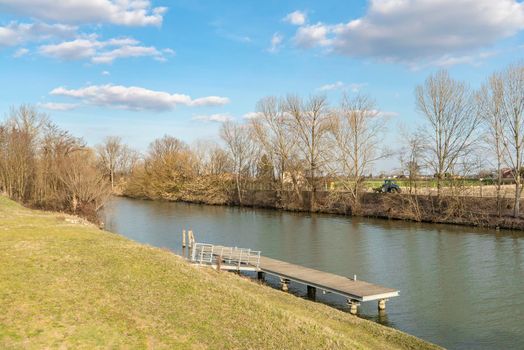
left=374, top=179, right=401, bottom=193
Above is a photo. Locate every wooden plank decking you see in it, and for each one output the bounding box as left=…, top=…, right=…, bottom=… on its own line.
left=200, top=243, right=399, bottom=303
left=259, top=256, right=399, bottom=302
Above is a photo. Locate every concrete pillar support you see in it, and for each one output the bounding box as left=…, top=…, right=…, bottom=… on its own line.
left=280, top=278, right=290, bottom=292
left=347, top=299, right=359, bottom=315
left=378, top=299, right=387, bottom=311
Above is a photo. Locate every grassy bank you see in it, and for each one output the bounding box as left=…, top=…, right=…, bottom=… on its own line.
left=0, top=196, right=440, bottom=349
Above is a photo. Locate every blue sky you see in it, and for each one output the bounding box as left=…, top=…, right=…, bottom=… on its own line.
left=1, top=0, right=524, bottom=170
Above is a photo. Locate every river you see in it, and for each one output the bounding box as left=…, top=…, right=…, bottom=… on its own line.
left=102, top=197, right=524, bottom=349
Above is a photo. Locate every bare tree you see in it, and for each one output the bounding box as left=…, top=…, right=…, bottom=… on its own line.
left=329, top=94, right=386, bottom=211
left=416, top=70, right=480, bottom=196
left=285, top=95, right=331, bottom=209
left=191, top=140, right=231, bottom=176
left=0, top=126, right=34, bottom=200
left=208, top=146, right=232, bottom=175
left=220, top=121, right=256, bottom=205
left=251, top=96, right=298, bottom=189
left=478, top=73, right=505, bottom=216
left=57, top=149, right=111, bottom=217
left=145, top=135, right=194, bottom=198
left=497, top=63, right=524, bottom=217
left=0, top=105, right=48, bottom=201
left=34, top=122, right=84, bottom=206
left=8, top=104, right=49, bottom=139
left=191, top=140, right=211, bottom=176
left=0, top=105, right=111, bottom=221
left=399, top=128, right=424, bottom=194
left=96, top=136, right=135, bottom=190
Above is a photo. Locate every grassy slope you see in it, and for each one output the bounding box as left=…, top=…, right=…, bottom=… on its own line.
left=0, top=196, right=441, bottom=350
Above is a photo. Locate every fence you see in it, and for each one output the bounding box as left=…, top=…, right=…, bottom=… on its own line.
left=190, top=243, right=261, bottom=270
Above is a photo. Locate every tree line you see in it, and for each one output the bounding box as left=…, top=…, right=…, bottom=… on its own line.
left=0, top=106, right=137, bottom=221
left=122, top=93, right=387, bottom=213
left=1, top=62, right=523, bottom=221
left=123, top=62, right=524, bottom=218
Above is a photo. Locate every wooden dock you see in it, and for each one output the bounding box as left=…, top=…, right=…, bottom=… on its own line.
left=188, top=242, right=399, bottom=314
left=259, top=256, right=399, bottom=303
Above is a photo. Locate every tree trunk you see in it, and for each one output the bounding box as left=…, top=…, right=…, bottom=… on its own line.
left=236, top=172, right=242, bottom=206
left=496, top=167, right=502, bottom=217
left=515, top=175, right=520, bottom=218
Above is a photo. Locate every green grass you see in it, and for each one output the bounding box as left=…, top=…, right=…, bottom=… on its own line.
left=0, top=196, right=441, bottom=349
left=330, top=178, right=495, bottom=190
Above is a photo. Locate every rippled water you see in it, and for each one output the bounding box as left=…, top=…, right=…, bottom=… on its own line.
left=102, top=197, right=524, bottom=349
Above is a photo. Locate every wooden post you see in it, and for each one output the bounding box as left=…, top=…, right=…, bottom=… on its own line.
left=216, top=255, right=222, bottom=272
left=307, top=285, right=316, bottom=300
left=182, top=229, right=186, bottom=248
left=188, top=230, right=194, bottom=248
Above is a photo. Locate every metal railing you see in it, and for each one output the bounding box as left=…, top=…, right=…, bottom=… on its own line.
left=191, top=243, right=261, bottom=269
left=191, top=243, right=214, bottom=265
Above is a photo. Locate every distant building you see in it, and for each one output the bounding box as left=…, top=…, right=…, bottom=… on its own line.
left=282, top=171, right=306, bottom=187
left=501, top=168, right=513, bottom=178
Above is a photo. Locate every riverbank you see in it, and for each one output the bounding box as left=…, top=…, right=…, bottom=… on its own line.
left=0, top=196, right=440, bottom=349
left=122, top=187, right=524, bottom=231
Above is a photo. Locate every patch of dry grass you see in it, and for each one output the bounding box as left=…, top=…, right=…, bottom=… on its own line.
left=0, top=196, right=441, bottom=349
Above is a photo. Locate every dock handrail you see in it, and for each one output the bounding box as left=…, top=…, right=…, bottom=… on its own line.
left=191, top=243, right=214, bottom=265
left=190, top=243, right=261, bottom=269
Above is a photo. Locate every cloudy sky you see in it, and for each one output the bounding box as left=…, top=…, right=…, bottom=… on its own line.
left=1, top=0, right=524, bottom=163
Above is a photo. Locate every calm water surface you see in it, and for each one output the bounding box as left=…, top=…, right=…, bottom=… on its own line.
left=102, top=197, right=524, bottom=350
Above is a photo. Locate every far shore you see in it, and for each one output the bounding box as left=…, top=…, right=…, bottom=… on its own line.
left=117, top=189, right=524, bottom=231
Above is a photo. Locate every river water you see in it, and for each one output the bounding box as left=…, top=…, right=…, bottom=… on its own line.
left=102, top=197, right=524, bottom=349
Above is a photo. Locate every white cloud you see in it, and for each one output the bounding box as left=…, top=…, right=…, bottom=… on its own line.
left=318, top=81, right=367, bottom=92
left=50, top=84, right=230, bottom=111
left=0, top=0, right=167, bottom=26
left=268, top=32, right=283, bottom=53
left=40, top=38, right=98, bottom=60
left=0, top=21, right=76, bottom=47
left=39, top=35, right=171, bottom=64
left=102, top=70, right=110, bottom=76
left=348, top=83, right=368, bottom=92
left=378, top=111, right=399, bottom=118
left=243, top=112, right=263, bottom=120
left=426, top=51, right=498, bottom=68
left=39, top=102, right=78, bottom=111
left=284, top=10, right=306, bottom=26
left=91, top=45, right=164, bottom=64
left=163, top=48, right=176, bottom=56
left=222, top=33, right=252, bottom=43
left=13, top=47, right=29, bottom=57
left=294, top=23, right=331, bottom=48
left=193, top=113, right=232, bottom=123
left=318, top=81, right=345, bottom=91
left=293, top=0, right=524, bottom=64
